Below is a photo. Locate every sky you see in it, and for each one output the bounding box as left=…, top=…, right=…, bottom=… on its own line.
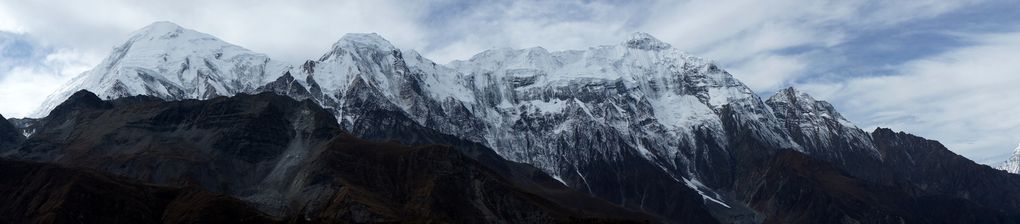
left=1, top=0, right=1019, bottom=164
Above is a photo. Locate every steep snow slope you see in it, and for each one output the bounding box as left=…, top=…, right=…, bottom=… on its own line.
left=999, top=143, right=1020, bottom=174
left=765, top=87, right=891, bottom=182
left=31, top=22, right=289, bottom=117
left=278, top=31, right=803, bottom=222
left=766, top=88, right=879, bottom=157
left=284, top=31, right=804, bottom=186
left=445, top=33, right=799, bottom=177
left=286, top=33, right=476, bottom=127
left=766, top=87, right=871, bottom=150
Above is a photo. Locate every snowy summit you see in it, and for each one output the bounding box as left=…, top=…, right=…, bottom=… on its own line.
left=1000, top=143, right=1020, bottom=174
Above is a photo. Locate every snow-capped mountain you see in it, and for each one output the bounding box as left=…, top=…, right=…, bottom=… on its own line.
left=28, top=23, right=805, bottom=221
left=764, top=87, right=886, bottom=179
left=31, top=22, right=289, bottom=117
left=24, top=22, right=857, bottom=220
left=28, top=22, right=1020, bottom=223
left=444, top=32, right=802, bottom=180
left=999, top=143, right=1020, bottom=174
left=766, top=87, right=875, bottom=154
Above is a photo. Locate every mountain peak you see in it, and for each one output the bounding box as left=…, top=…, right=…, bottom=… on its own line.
left=769, top=86, right=815, bottom=103
left=139, top=21, right=184, bottom=33
left=999, top=142, right=1020, bottom=174
left=334, top=33, right=396, bottom=51
left=127, top=21, right=201, bottom=41
left=767, top=86, right=854, bottom=126
left=625, top=32, right=671, bottom=50
left=116, top=21, right=236, bottom=52
left=768, top=87, right=877, bottom=157
left=46, top=90, right=112, bottom=118
left=29, top=21, right=280, bottom=118
left=68, top=89, right=101, bottom=101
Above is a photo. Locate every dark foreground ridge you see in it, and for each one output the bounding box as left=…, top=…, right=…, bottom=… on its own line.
left=0, top=113, right=24, bottom=151
left=0, top=159, right=276, bottom=224
left=0, top=90, right=655, bottom=223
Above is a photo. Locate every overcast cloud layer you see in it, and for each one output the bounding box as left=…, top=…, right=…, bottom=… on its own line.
left=1, top=0, right=1018, bottom=164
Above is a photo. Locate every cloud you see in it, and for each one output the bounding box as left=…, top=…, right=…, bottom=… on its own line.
left=0, top=0, right=983, bottom=84
left=0, top=31, right=92, bottom=117
left=419, top=0, right=639, bottom=63
left=638, top=0, right=980, bottom=93
left=0, top=6, right=22, bottom=32
left=727, top=55, right=807, bottom=91
left=0, top=0, right=428, bottom=63
left=800, top=31, right=1020, bottom=163
left=0, top=48, right=94, bottom=117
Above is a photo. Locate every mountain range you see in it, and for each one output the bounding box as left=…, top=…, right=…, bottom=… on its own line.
left=3, top=21, right=1020, bottom=223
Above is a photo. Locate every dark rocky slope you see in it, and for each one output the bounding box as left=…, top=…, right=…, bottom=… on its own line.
left=0, top=113, right=23, bottom=151
left=2, top=90, right=654, bottom=223
left=765, top=88, right=1020, bottom=220
left=871, top=128, right=1020, bottom=214
left=737, top=150, right=1018, bottom=224
left=302, top=134, right=654, bottom=223
left=0, top=159, right=276, bottom=224
left=8, top=117, right=45, bottom=139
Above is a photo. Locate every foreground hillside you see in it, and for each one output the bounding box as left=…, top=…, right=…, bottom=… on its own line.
left=1, top=90, right=660, bottom=223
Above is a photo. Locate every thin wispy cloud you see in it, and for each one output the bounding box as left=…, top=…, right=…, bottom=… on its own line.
left=802, top=30, right=1020, bottom=163
left=0, top=0, right=1018, bottom=163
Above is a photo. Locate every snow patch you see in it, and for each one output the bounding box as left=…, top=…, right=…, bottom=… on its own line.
left=683, top=178, right=731, bottom=208
left=527, top=99, right=569, bottom=114
left=550, top=175, right=567, bottom=185
left=652, top=94, right=717, bottom=130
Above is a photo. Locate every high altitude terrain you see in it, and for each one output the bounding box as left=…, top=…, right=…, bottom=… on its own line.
left=4, top=21, right=1020, bottom=223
